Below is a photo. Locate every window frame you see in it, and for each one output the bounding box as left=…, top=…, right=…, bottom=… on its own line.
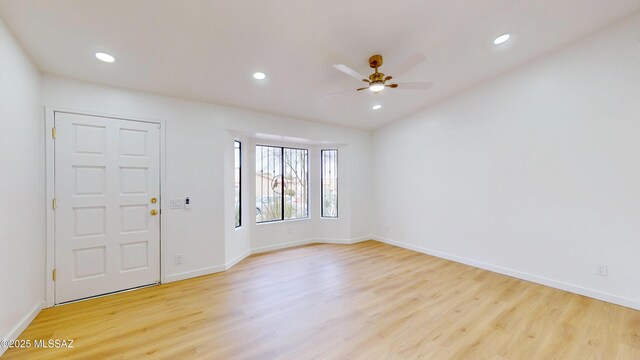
left=255, top=144, right=309, bottom=224
left=234, top=140, right=242, bottom=228
left=321, top=149, right=338, bottom=218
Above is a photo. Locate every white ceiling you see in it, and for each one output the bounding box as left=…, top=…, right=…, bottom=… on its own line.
left=1, top=1, right=639, bottom=129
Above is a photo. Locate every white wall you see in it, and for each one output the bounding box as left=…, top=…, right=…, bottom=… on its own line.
left=223, top=132, right=251, bottom=267
left=246, top=140, right=356, bottom=253
left=0, top=18, right=44, bottom=352
left=372, top=13, right=640, bottom=309
left=43, top=76, right=372, bottom=284
left=6, top=9, right=636, bottom=348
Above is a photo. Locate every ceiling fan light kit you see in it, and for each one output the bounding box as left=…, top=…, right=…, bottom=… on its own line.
left=364, top=55, right=394, bottom=93
left=328, top=53, right=433, bottom=98
left=369, top=83, right=386, bottom=92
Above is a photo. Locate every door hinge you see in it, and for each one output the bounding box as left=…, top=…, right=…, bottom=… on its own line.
left=52, top=198, right=56, bottom=210
left=51, top=127, right=56, bottom=139
left=52, top=269, right=56, bottom=281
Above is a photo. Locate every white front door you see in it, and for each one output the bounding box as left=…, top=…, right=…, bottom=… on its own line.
left=54, top=112, right=161, bottom=304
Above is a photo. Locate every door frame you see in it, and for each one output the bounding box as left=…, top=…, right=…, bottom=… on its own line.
left=45, top=107, right=167, bottom=307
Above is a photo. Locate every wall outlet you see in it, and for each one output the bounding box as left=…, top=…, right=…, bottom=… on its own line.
left=596, top=263, right=608, bottom=277
left=170, top=199, right=184, bottom=209
left=175, top=254, right=184, bottom=265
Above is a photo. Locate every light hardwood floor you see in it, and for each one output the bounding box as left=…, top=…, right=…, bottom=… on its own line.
left=4, top=241, right=640, bottom=359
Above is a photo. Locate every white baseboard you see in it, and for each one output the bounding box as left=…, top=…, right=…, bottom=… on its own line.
left=373, top=235, right=640, bottom=311
left=161, top=237, right=373, bottom=283
left=225, top=249, right=251, bottom=270
left=350, top=236, right=371, bottom=244
left=251, top=237, right=371, bottom=254
left=315, top=236, right=370, bottom=245
left=251, top=239, right=312, bottom=254
left=164, top=264, right=226, bottom=283
left=1, top=301, right=44, bottom=357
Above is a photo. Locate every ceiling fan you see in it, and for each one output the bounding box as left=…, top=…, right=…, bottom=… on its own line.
left=326, top=53, right=433, bottom=97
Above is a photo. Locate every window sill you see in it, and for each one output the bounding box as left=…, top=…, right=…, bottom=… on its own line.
left=320, top=217, right=339, bottom=220
left=256, top=217, right=311, bottom=226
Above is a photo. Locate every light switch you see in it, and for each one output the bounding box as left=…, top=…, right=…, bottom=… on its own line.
left=170, top=198, right=184, bottom=209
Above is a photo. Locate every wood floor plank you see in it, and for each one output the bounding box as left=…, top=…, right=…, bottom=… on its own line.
left=3, top=241, right=639, bottom=359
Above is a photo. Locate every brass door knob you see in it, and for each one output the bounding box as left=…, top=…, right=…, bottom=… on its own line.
left=150, top=209, right=158, bottom=216
left=150, top=197, right=157, bottom=204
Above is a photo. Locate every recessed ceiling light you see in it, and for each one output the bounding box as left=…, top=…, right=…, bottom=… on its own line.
left=95, top=52, right=115, bottom=63
left=253, top=72, right=266, bottom=80
left=493, top=34, right=511, bottom=45
left=372, top=104, right=382, bottom=110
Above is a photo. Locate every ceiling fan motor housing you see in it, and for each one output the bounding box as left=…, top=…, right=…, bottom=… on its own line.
left=368, top=54, right=386, bottom=83
left=369, top=72, right=385, bottom=82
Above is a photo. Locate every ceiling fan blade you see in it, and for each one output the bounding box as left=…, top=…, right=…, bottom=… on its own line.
left=324, top=88, right=358, bottom=97
left=394, top=53, right=427, bottom=77
left=356, top=87, right=369, bottom=91
left=395, top=82, right=434, bottom=90
left=333, top=64, right=366, bottom=81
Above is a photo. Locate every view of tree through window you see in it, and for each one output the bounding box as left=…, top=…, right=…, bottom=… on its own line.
left=321, top=150, right=338, bottom=218
left=283, top=148, right=308, bottom=219
left=234, top=140, right=241, bottom=227
left=256, top=145, right=308, bottom=223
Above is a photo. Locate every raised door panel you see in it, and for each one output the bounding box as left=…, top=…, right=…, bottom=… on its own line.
left=55, top=112, right=160, bottom=304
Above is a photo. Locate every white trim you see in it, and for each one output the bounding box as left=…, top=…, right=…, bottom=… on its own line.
left=313, top=236, right=370, bottom=245
left=44, top=107, right=55, bottom=308
left=373, top=236, right=640, bottom=311
left=225, top=249, right=251, bottom=270
left=0, top=301, right=44, bottom=357
left=351, top=236, right=371, bottom=244
left=255, top=217, right=311, bottom=226
left=163, top=237, right=370, bottom=282
left=251, top=237, right=370, bottom=254
left=313, top=238, right=353, bottom=245
left=164, top=265, right=227, bottom=283
left=251, top=239, right=312, bottom=254
left=159, top=120, right=168, bottom=285
left=44, top=107, right=167, bottom=307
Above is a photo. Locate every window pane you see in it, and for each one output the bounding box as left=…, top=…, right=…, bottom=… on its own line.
left=321, top=149, right=338, bottom=218
left=256, top=145, right=283, bottom=223
left=234, top=141, right=241, bottom=227
left=283, top=148, right=308, bottom=219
